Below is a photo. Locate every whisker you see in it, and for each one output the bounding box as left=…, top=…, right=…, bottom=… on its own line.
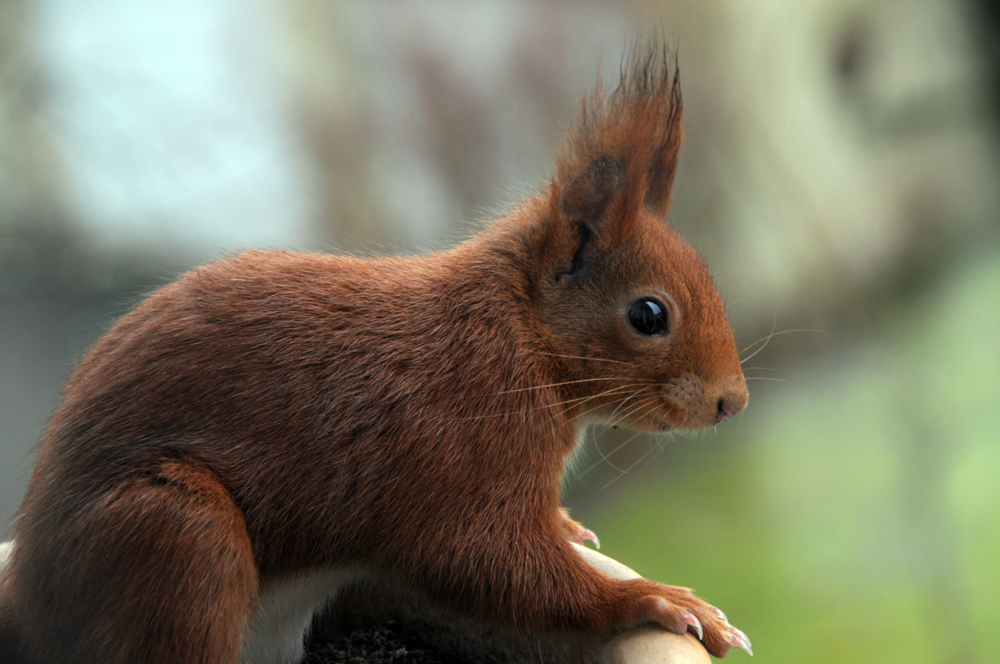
left=739, top=318, right=777, bottom=357
left=601, top=444, right=659, bottom=489
left=559, top=382, right=655, bottom=419
left=555, top=385, right=641, bottom=417
left=536, top=351, right=637, bottom=367
left=581, top=427, right=648, bottom=477
left=604, top=386, right=656, bottom=424
left=565, top=384, right=657, bottom=423
left=651, top=429, right=678, bottom=448
left=741, top=328, right=827, bottom=365
left=461, top=384, right=637, bottom=422
left=592, top=433, right=628, bottom=474
left=581, top=430, right=635, bottom=472
left=745, top=377, right=785, bottom=382
left=609, top=395, right=660, bottom=428
left=577, top=389, right=671, bottom=479
left=496, top=376, right=652, bottom=395
left=579, top=394, right=661, bottom=443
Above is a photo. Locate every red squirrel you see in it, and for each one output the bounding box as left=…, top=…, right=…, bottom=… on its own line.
left=0, top=47, right=751, bottom=663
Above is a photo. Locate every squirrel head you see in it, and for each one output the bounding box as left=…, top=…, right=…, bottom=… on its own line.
left=529, top=46, right=747, bottom=432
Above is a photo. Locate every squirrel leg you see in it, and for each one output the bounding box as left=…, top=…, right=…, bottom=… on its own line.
left=574, top=552, right=741, bottom=657
left=12, top=459, right=257, bottom=664
left=449, top=529, right=742, bottom=658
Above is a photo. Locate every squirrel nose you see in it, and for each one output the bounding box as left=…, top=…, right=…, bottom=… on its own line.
left=715, top=383, right=749, bottom=422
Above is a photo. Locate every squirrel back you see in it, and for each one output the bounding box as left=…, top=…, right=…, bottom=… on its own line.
left=2, top=46, right=750, bottom=663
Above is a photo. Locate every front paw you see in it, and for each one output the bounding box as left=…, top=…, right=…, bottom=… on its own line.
left=629, top=583, right=752, bottom=658
left=558, top=508, right=600, bottom=549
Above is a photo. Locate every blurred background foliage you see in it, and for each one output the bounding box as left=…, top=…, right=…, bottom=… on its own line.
left=1, top=1, right=997, bottom=661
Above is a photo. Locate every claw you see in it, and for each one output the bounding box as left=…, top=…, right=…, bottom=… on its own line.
left=708, top=605, right=728, bottom=623
left=728, top=627, right=753, bottom=657
left=580, top=528, right=600, bottom=550
left=680, top=612, right=703, bottom=641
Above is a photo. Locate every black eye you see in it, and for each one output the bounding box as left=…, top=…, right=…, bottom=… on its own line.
left=628, top=298, right=669, bottom=336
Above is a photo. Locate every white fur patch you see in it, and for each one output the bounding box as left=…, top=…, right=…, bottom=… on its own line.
left=0, top=540, right=12, bottom=571
left=239, top=568, right=354, bottom=664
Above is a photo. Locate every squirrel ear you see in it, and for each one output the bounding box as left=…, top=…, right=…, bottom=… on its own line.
left=548, top=156, right=625, bottom=281
left=643, top=132, right=682, bottom=218
left=560, top=155, right=626, bottom=232
left=642, top=76, right=683, bottom=218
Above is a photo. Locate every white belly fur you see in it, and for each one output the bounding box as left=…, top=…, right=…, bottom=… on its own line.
left=239, top=568, right=355, bottom=664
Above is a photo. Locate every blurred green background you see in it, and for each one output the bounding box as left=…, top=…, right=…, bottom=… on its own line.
left=1, top=1, right=997, bottom=661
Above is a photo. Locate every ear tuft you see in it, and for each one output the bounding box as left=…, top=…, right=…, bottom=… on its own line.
left=642, top=68, right=683, bottom=217
left=554, top=42, right=684, bottom=225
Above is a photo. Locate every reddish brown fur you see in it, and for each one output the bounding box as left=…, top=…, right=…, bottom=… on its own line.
left=1, top=47, right=747, bottom=663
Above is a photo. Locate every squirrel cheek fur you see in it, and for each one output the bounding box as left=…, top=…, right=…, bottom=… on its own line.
left=0, top=46, right=749, bottom=663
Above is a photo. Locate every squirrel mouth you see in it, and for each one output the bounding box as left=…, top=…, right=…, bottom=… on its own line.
left=626, top=411, right=673, bottom=433
left=650, top=418, right=672, bottom=433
